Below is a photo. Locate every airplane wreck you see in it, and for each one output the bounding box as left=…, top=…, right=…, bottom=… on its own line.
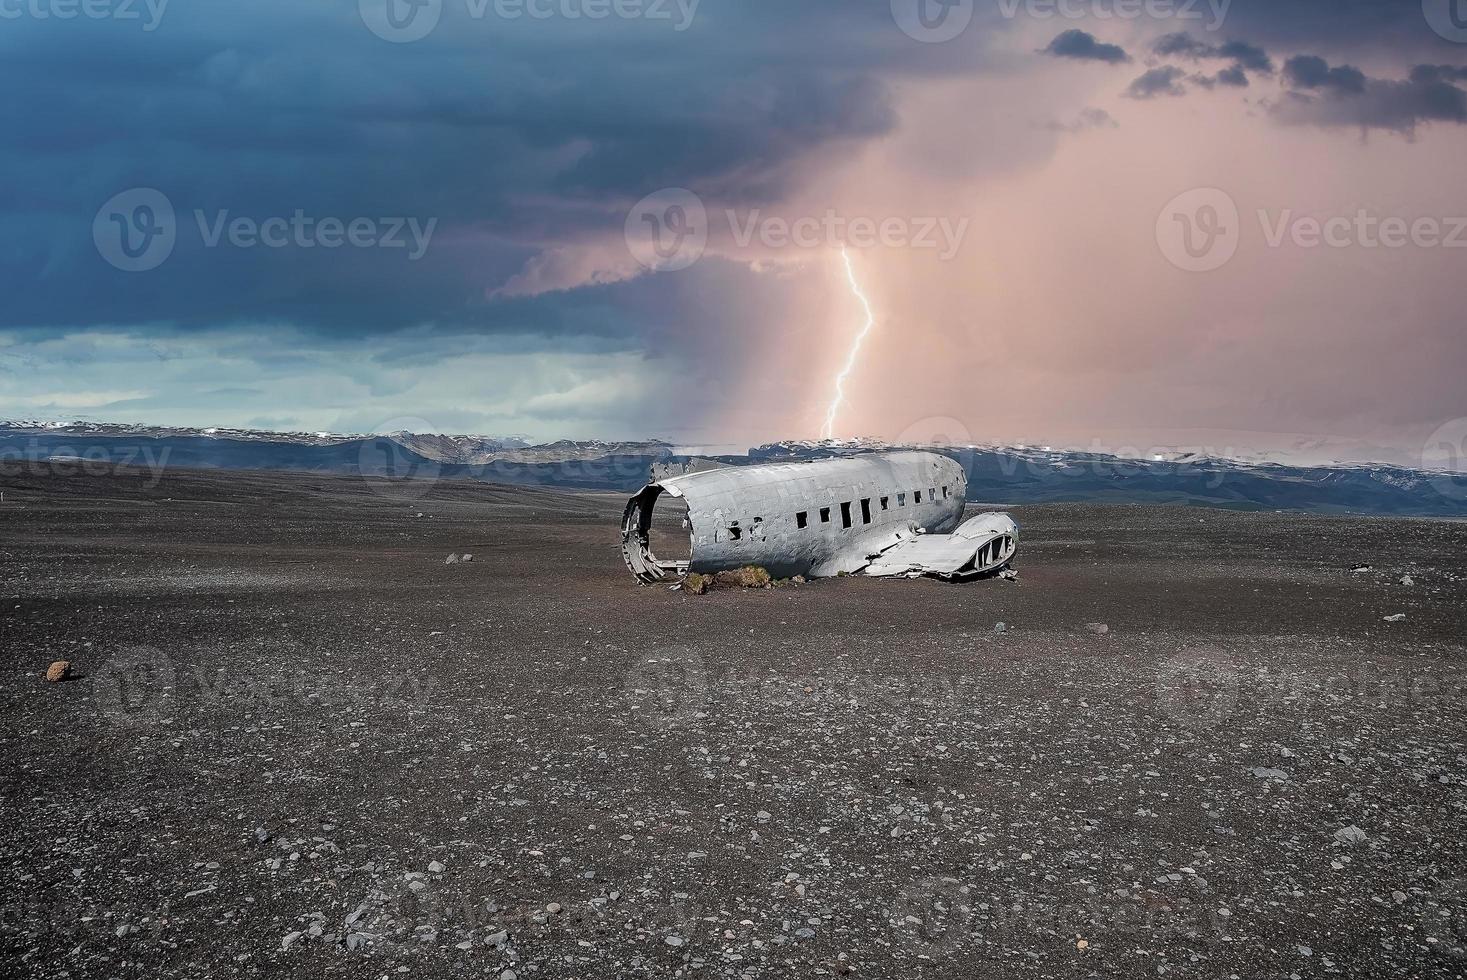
left=621, top=451, right=1017, bottom=584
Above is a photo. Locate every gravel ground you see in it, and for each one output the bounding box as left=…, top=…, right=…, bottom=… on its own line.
left=2, top=466, right=1465, bottom=979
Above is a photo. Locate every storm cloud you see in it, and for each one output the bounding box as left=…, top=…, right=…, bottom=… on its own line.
left=1043, top=29, right=1129, bottom=64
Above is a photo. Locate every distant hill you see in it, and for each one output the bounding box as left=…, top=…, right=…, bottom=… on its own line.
left=2, top=422, right=1464, bottom=517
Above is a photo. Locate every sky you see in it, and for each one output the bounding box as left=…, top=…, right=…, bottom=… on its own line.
left=2, top=0, right=1465, bottom=466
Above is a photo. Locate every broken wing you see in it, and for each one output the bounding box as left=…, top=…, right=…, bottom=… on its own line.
left=860, top=512, right=1018, bottom=581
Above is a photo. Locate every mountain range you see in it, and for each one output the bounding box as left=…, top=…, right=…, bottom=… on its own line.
left=2, top=421, right=1463, bottom=517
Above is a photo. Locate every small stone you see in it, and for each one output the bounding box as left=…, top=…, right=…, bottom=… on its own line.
left=546, top=902, right=562, bottom=914
left=1085, top=623, right=1109, bottom=635
left=994, top=622, right=1007, bottom=634
left=1399, top=574, right=1413, bottom=586
left=1333, top=825, right=1368, bottom=846
left=45, top=660, right=71, bottom=683
left=281, top=930, right=302, bottom=950
left=445, top=554, right=460, bottom=565
left=1383, top=613, right=1406, bottom=622
left=665, top=935, right=685, bottom=946
left=428, top=860, right=444, bottom=873
left=461, top=554, right=474, bottom=562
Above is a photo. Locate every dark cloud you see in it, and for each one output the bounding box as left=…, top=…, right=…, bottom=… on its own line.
left=1153, top=33, right=1273, bottom=73
left=1217, top=1, right=1449, bottom=57
left=1042, top=29, right=1129, bottom=64
left=1283, top=55, right=1367, bottom=94
left=1216, top=65, right=1251, bottom=87
left=1125, top=67, right=1188, bottom=99
left=1275, top=56, right=1467, bottom=132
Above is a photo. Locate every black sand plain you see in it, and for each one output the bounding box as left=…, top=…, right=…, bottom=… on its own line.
left=2, top=465, right=1465, bottom=979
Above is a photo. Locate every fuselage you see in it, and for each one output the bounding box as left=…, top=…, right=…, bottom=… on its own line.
left=622, top=451, right=968, bottom=582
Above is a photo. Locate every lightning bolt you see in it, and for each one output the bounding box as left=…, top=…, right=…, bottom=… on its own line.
left=820, top=246, right=876, bottom=440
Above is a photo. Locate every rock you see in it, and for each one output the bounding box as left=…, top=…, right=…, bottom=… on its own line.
left=791, top=575, right=807, bottom=585
left=445, top=554, right=460, bottom=565
left=45, top=660, right=71, bottom=683
left=665, top=935, right=685, bottom=947
left=998, top=567, right=1019, bottom=581
left=1333, top=825, right=1368, bottom=846
left=546, top=902, right=562, bottom=914
left=1250, top=767, right=1289, bottom=780
left=1383, top=613, right=1406, bottom=623
left=1399, top=574, right=1413, bottom=586
left=427, top=860, right=444, bottom=873
left=1085, top=623, right=1109, bottom=635
left=281, top=930, right=302, bottom=950
left=461, top=554, right=474, bottom=562
left=994, top=622, right=1007, bottom=634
